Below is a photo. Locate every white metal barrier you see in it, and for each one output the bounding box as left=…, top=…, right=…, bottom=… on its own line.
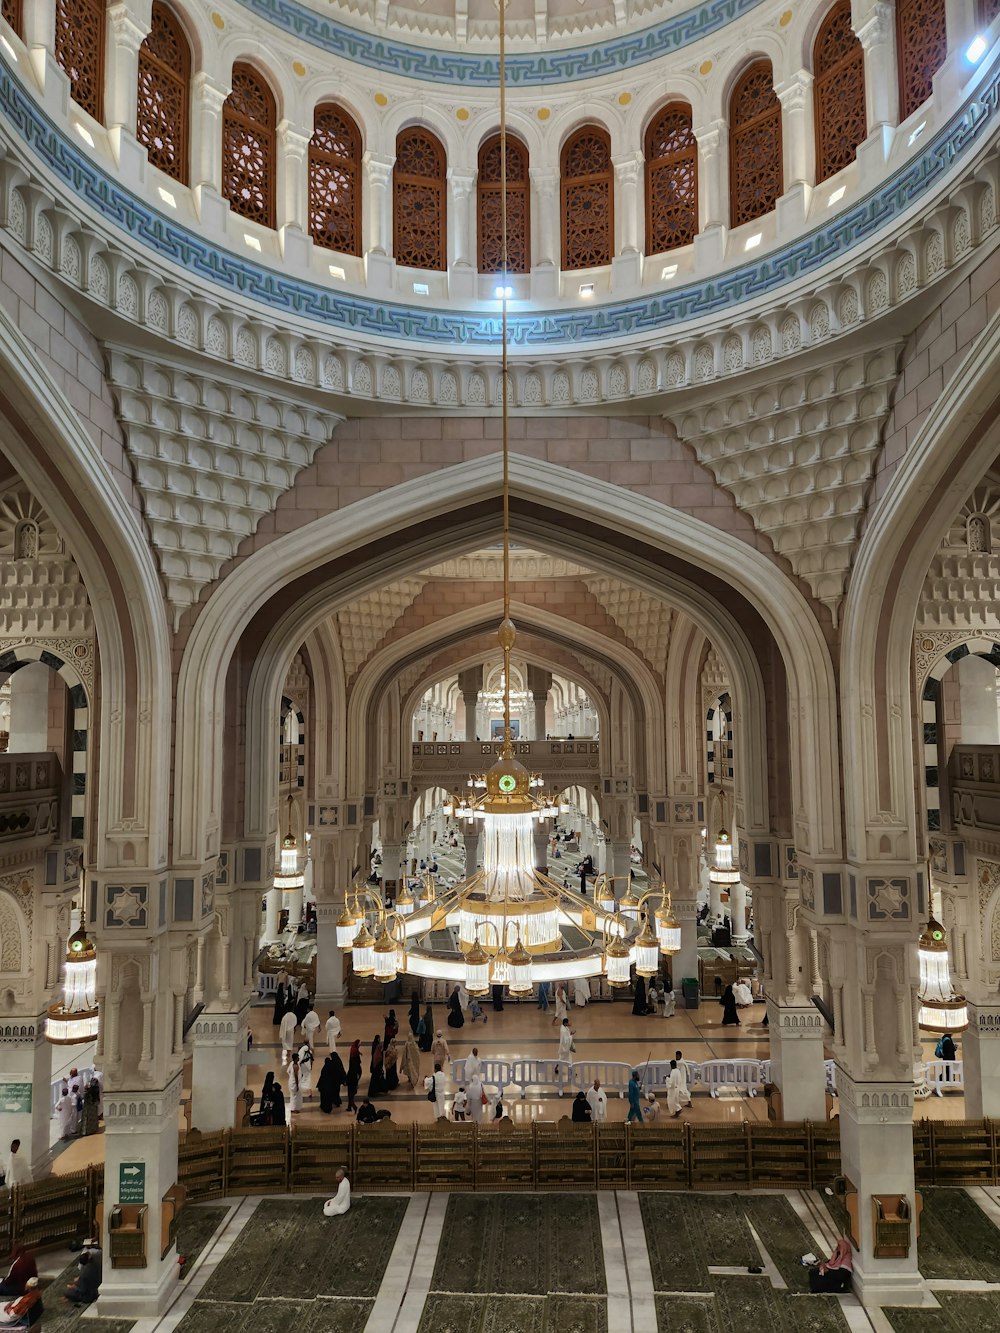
left=698, top=1059, right=764, bottom=1098
left=925, top=1059, right=965, bottom=1095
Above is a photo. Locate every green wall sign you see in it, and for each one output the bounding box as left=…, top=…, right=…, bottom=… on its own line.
left=0, top=1081, right=32, bottom=1113
left=119, top=1160, right=146, bottom=1203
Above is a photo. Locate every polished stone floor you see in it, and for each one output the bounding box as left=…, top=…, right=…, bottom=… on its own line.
left=29, top=1183, right=1000, bottom=1333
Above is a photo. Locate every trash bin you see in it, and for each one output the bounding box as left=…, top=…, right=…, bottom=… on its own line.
left=682, top=978, right=699, bottom=1010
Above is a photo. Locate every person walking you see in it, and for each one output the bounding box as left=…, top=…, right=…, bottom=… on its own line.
left=447, top=987, right=465, bottom=1028
left=346, top=1039, right=362, bottom=1113
left=417, top=1005, right=434, bottom=1052
left=464, top=1046, right=482, bottom=1085
left=400, top=1032, right=421, bottom=1089
left=720, top=983, right=740, bottom=1026
left=301, top=1004, right=321, bottom=1050
left=424, top=1063, right=447, bottom=1119
left=468, top=1073, right=487, bottom=1122
left=536, top=980, right=550, bottom=1012
left=586, top=1079, right=607, bottom=1122
left=553, top=983, right=568, bottom=1026
left=279, top=1008, right=298, bottom=1064
left=325, top=1009, right=342, bottom=1054
left=432, top=1030, right=451, bottom=1068
left=452, top=1087, right=469, bottom=1121
left=666, top=1059, right=689, bottom=1117
left=297, top=1042, right=315, bottom=1100
left=626, top=1070, right=643, bottom=1123
left=557, top=1017, right=576, bottom=1094
left=317, top=1054, right=346, bottom=1113
left=672, top=1051, right=692, bottom=1111
left=2, top=1141, right=30, bottom=1189
left=286, top=1053, right=303, bottom=1113
left=408, top=991, right=421, bottom=1036
left=384, top=1037, right=400, bottom=1092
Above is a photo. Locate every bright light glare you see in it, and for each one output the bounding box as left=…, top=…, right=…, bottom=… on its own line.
left=744, top=233, right=762, bottom=250
left=495, top=284, right=513, bottom=298
left=328, top=264, right=346, bottom=280
left=157, top=187, right=177, bottom=208
left=908, top=121, right=926, bottom=146
left=827, top=186, right=846, bottom=206
left=579, top=283, right=595, bottom=297
left=75, top=122, right=94, bottom=147
left=244, top=234, right=261, bottom=251
left=660, top=264, right=678, bottom=280
left=967, top=35, right=988, bottom=63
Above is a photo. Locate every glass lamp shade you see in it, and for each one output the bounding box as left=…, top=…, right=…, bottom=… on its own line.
left=656, top=903, right=682, bottom=955
left=917, top=915, right=968, bottom=1033
left=465, top=939, right=491, bottom=995
left=336, top=903, right=362, bottom=948
left=280, top=834, right=298, bottom=876
left=418, top=878, right=437, bottom=907
left=490, top=948, right=512, bottom=987
left=351, top=923, right=376, bottom=977
left=373, top=926, right=398, bottom=982
left=633, top=919, right=660, bottom=977
left=46, top=928, right=99, bottom=1045
left=395, top=884, right=415, bottom=916
left=711, top=831, right=740, bottom=884
left=596, top=877, right=616, bottom=913
left=604, top=936, right=631, bottom=987
left=619, top=884, right=641, bottom=922
left=508, top=938, right=533, bottom=995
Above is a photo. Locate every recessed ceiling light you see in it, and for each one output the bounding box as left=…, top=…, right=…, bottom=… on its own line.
left=967, top=34, right=988, bottom=63
left=157, top=186, right=176, bottom=208
left=660, top=264, right=678, bottom=280
left=744, top=233, right=762, bottom=251
left=244, top=234, right=261, bottom=251
left=413, top=282, right=429, bottom=295
left=495, top=284, right=513, bottom=299
left=328, top=264, right=346, bottom=280
left=827, top=186, right=846, bottom=206
left=579, top=283, right=594, bottom=297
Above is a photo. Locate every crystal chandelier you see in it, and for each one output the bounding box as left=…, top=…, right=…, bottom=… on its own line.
left=274, top=794, right=305, bottom=891
left=917, top=913, right=968, bottom=1033
left=46, top=927, right=99, bottom=1045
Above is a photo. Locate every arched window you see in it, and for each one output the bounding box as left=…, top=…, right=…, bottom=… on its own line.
left=222, top=63, right=276, bottom=229
left=393, top=128, right=447, bottom=271
left=561, top=125, right=613, bottom=271
left=644, top=102, right=698, bottom=255
left=728, top=61, right=783, bottom=229
left=2, top=0, right=23, bottom=37
left=54, top=0, right=105, bottom=122
left=309, top=103, right=362, bottom=257
left=896, top=0, right=948, bottom=123
left=477, top=133, right=533, bottom=274
left=136, top=2, right=190, bottom=184
left=813, top=1, right=866, bottom=183
left=477, top=134, right=530, bottom=274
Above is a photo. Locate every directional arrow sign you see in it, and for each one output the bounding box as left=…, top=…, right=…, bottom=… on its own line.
left=0, top=1081, right=32, bottom=1113
left=119, top=1160, right=146, bottom=1203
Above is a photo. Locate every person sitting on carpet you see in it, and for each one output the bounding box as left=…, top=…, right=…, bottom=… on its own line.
left=808, top=1237, right=853, bottom=1293
left=0, top=1277, right=41, bottom=1326
left=323, top=1168, right=351, bottom=1217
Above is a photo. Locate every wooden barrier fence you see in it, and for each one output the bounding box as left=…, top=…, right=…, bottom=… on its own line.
left=3, top=1117, right=999, bottom=1256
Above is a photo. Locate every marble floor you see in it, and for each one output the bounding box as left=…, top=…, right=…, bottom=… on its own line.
left=44, top=1181, right=1000, bottom=1333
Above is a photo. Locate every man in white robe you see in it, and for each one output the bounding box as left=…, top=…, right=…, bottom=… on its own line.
left=424, top=1064, right=447, bottom=1119
left=585, top=1079, right=607, bottom=1122
left=287, top=1055, right=303, bottom=1112
left=556, top=1019, right=575, bottom=1093
left=297, top=1042, right=315, bottom=1099
left=666, top=1060, right=690, bottom=1117
left=661, top=982, right=676, bottom=1017
left=323, top=1169, right=351, bottom=1217
left=464, top=1046, right=482, bottom=1085
left=279, top=1009, right=297, bottom=1064
left=3, top=1140, right=31, bottom=1188
left=733, top=979, right=753, bottom=1008
left=573, top=978, right=590, bottom=1007
left=674, top=1050, right=692, bottom=1105
left=301, top=1006, right=321, bottom=1049
left=325, top=1010, right=341, bottom=1054
left=468, top=1075, right=486, bottom=1122
left=57, top=1085, right=78, bottom=1139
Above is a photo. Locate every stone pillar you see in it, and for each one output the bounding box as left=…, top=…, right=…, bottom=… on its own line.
left=99, top=1078, right=182, bottom=1316
left=284, top=886, right=303, bottom=931
left=363, top=152, right=394, bottom=256
left=692, top=119, right=727, bottom=269
left=380, top=842, right=403, bottom=897
left=464, top=831, right=480, bottom=875
left=854, top=0, right=898, bottom=151
left=190, top=73, right=228, bottom=228
left=612, top=151, right=643, bottom=291
left=529, top=168, right=559, bottom=297
left=105, top=0, right=151, bottom=139
left=447, top=168, right=476, bottom=297
left=315, top=902, right=345, bottom=1003
left=765, top=999, right=828, bottom=1119
left=533, top=821, right=548, bottom=872
left=610, top=840, right=632, bottom=883
left=0, top=1017, right=51, bottom=1179
left=190, top=1008, right=248, bottom=1131
left=961, top=1003, right=1000, bottom=1117
left=775, top=71, right=814, bottom=229
left=276, top=121, right=311, bottom=267
left=730, top=878, right=749, bottom=942
left=262, top=887, right=282, bottom=943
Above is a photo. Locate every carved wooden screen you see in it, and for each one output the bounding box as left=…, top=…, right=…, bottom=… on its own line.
left=561, top=125, right=613, bottom=270
left=644, top=102, right=698, bottom=255
left=309, top=104, right=362, bottom=256
left=2, top=0, right=23, bottom=36
left=896, top=0, right=948, bottom=122
left=54, top=0, right=106, bottom=122
left=136, top=3, right=191, bottom=185
left=477, top=134, right=530, bottom=274
left=393, top=129, right=447, bottom=270
left=979, top=0, right=1000, bottom=21
left=728, top=62, right=783, bottom=229
left=813, top=0, right=866, bottom=183
left=222, top=63, right=276, bottom=229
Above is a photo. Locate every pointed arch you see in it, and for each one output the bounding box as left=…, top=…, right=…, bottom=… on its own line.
left=136, top=2, right=191, bottom=184
left=477, top=133, right=530, bottom=274
left=644, top=102, right=698, bottom=255
left=561, top=125, right=613, bottom=270
left=393, top=127, right=447, bottom=271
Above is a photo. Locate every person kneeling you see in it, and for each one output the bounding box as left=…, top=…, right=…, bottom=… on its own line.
left=64, top=1250, right=101, bottom=1306
left=323, top=1168, right=351, bottom=1217
left=0, top=1277, right=42, bottom=1327
left=808, top=1238, right=853, bottom=1293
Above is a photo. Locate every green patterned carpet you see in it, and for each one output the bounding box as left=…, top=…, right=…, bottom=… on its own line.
left=884, top=1292, right=1000, bottom=1331
left=908, top=1188, right=1000, bottom=1281
left=174, top=1296, right=373, bottom=1332
left=418, top=1293, right=607, bottom=1333
left=176, top=1204, right=230, bottom=1278
left=430, top=1194, right=607, bottom=1295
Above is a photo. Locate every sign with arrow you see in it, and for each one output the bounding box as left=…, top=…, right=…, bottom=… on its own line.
left=119, top=1161, right=146, bottom=1203
left=0, top=1081, right=32, bottom=1113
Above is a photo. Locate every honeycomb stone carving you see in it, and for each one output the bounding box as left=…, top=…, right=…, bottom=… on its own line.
left=104, top=349, right=336, bottom=626
left=583, top=576, right=672, bottom=672
left=336, top=578, right=426, bottom=677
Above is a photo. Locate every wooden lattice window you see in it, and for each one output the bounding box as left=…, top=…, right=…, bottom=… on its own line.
left=55, top=0, right=105, bottom=122
left=393, top=128, right=447, bottom=271
left=477, top=134, right=530, bottom=274
left=309, top=103, right=362, bottom=256
left=813, top=1, right=866, bottom=183
left=645, top=102, right=698, bottom=255
left=2, top=0, right=23, bottom=37
left=561, top=125, right=613, bottom=271
left=729, top=61, right=783, bottom=229
left=896, top=0, right=948, bottom=122
left=222, top=62, right=276, bottom=229
left=136, top=2, right=190, bottom=185
left=980, top=0, right=1000, bottom=21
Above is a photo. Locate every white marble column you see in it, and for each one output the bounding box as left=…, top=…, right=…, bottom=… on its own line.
left=463, top=831, right=480, bottom=875
left=612, top=150, right=644, bottom=291
left=692, top=119, right=728, bottom=270
left=961, top=1004, right=1000, bottom=1117
left=529, top=167, right=559, bottom=297
left=463, top=691, right=479, bottom=742
left=447, top=168, right=476, bottom=298
left=730, top=878, right=749, bottom=942
left=276, top=121, right=311, bottom=267
left=0, top=1017, right=51, bottom=1179
left=285, top=886, right=303, bottom=931
left=381, top=842, right=403, bottom=895
left=105, top=1, right=150, bottom=167
left=262, top=887, right=282, bottom=943
left=853, top=0, right=898, bottom=168
left=363, top=152, right=394, bottom=291
left=765, top=998, right=828, bottom=1119
left=775, top=70, right=814, bottom=229
left=190, top=1008, right=249, bottom=1131
left=315, top=901, right=345, bottom=1004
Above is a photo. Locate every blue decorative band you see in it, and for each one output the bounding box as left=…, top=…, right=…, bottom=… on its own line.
left=0, top=56, right=996, bottom=349
left=230, top=0, right=767, bottom=86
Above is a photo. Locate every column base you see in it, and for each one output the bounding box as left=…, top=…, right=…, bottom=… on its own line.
left=765, top=998, right=828, bottom=1121
left=96, top=1254, right=180, bottom=1319
left=850, top=1264, right=929, bottom=1309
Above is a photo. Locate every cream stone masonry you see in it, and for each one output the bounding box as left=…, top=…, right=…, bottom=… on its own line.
left=104, top=348, right=338, bottom=625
